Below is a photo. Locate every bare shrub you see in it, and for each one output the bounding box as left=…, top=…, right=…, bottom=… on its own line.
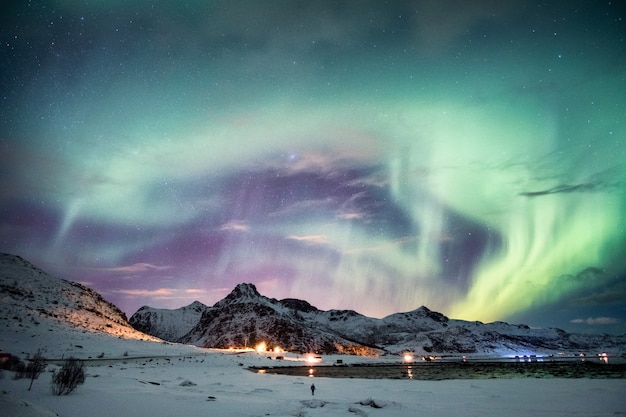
left=27, top=349, right=47, bottom=390
left=9, top=350, right=46, bottom=390
left=12, top=361, right=26, bottom=380
left=51, top=358, right=85, bottom=395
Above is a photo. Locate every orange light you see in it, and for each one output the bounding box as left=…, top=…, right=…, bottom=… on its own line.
left=255, top=342, right=267, bottom=353
left=403, top=354, right=413, bottom=362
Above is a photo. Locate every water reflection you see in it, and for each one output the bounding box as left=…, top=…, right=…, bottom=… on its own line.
left=404, top=365, right=413, bottom=380
left=253, top=358, right=625, bottom=380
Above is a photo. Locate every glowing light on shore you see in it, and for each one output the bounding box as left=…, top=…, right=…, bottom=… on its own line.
left=255, top=342, right=267, bottom=353
left=307, top=355, right=322, bottom=363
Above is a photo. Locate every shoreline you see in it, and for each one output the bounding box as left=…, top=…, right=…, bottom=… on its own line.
left=250, top=360, right=626, bottom=380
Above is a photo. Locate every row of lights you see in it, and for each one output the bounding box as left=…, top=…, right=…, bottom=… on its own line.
left=254, top=342, right=321, bottom=363
left=255, top=342, right=284, bottom=354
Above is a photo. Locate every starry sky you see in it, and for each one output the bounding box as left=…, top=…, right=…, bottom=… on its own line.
left=1, top=1, right=625, bottom=334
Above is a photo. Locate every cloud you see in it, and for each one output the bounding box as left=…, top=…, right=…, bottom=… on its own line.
left=100, top=263, right=175, bottom=274
left=343, top=236, right=418, bottom=255
left=112, top=288, right=175, bottom=297
left=562, top=269, right=626, bottom=307
left=269, top=145, right=379, bottom=179
left=219, top=220, right=249, bottom=232
left=344, top=171, right=389, bottom=188
left=183, top=289, right=205, bottom=295
left=111, top=288, right=206, bottom=299
left=286, top=234, right=330, bottom=246
left=336, top=191, right=371, bottom=221
left=519, top=183, right=598, bottom=197
left=270, top=198, right=335, bottom=218
left=336, top=211, right=367, bottom=221
left=570, top=317, right=620, bottom=326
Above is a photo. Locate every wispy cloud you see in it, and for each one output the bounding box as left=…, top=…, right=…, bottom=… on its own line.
left=570, top=317, right=619, bottom=325
left=343, top=236, right=417, bottom=255
left=286, top=234, right=330, bottom=246
left=344, top=171, right=388, bottom=188
left=270, top=198, right=335, bottom=218
left=271, top=147, right=377, bottom=178
left=219, top=220, right=249, bottom=232
left=182, top=289, right=206, bottom=295
left=101, top=263, right=175, bottom=274
left=336, top=191, right=371, bottom=221
left=112, top=288, right=176, bottom=297
left=111, top=288, right=206, bottom=299
left=336, top=211, right=367, bottom=220
left=519, top=183, right=597, bottom=197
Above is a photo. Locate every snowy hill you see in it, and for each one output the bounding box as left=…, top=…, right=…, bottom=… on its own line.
left=0, top=253, right=158, bottom=349
left=133, top=283, right=626, bottom=357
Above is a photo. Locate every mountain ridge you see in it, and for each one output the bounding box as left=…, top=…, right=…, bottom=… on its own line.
left=131, top=282, right=626, bottom=357
left=1, top=254, right=624, bottom=358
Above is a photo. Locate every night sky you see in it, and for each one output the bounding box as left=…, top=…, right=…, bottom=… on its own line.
left=1, top=1, right=625, bottom=334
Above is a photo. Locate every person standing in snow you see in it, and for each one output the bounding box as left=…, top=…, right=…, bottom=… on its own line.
left=310, top=383, right=316, bottom=396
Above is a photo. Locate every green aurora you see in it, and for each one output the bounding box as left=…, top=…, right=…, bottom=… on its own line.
left=1, top=0, right=625, bottom=333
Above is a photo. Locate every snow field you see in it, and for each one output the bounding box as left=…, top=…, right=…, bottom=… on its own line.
left=2, top=342, right=625, bottom=417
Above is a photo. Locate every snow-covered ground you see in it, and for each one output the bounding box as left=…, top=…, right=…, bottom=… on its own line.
left=2, top=330, right=625, bottom=417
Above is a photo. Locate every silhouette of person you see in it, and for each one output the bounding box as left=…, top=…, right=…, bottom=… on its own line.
left=310, top=383, right=316, bottom=396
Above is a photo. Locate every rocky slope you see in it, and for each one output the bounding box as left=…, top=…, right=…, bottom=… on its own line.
left=0, top=253, right=157, bottom=342
left=179, top=284, right=377, bottom=355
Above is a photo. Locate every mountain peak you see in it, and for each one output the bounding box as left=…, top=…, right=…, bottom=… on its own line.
left=412, top=305, right=448, bottom=322
left=232, top=282, right=260, bottom=297
left=186, top=300, right=209, bottom=311
left=383, top=305, right=449, bottom=325
left=215, top=283, right=261, bottom=306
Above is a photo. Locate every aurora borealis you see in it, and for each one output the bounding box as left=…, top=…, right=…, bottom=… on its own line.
left=1, top=1, right=625, bottom=333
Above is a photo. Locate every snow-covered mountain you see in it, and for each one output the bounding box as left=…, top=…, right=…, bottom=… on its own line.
left=129, top=301, right=210, bottom=341
left=180, top=284, right=378, bottom=355
left=132, top=283, right=626, bottom=357
left=0, top=253, right=157, bottom=343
